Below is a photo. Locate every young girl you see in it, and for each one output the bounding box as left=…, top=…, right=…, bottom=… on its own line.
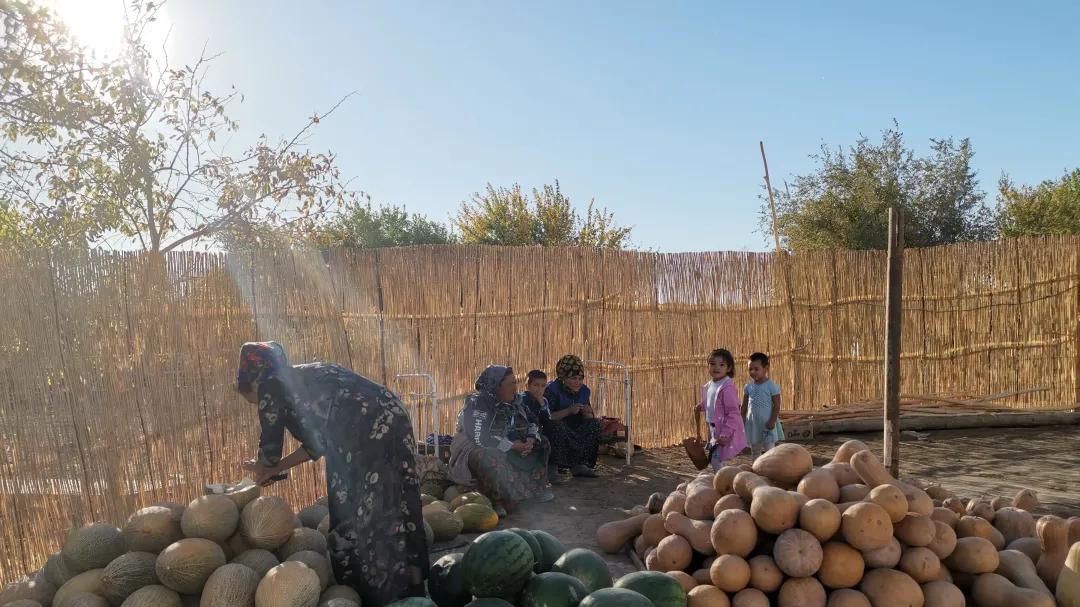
left=742, top=352, right=785, bottom=461
left=694, top=348, right=748, bottom=470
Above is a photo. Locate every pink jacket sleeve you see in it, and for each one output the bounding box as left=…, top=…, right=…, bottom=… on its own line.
left=716, top=383, right=742, bottom=440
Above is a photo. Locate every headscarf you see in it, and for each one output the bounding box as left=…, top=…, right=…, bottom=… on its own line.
left=474, top=364, right=514, bottom=405
left=237, top=341, right=290, bottom=393
left=555, top=354, right=585, bottom=380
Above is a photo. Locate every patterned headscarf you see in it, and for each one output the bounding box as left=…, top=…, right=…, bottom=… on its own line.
left=237, top=341, right=289, bottom=393
left=475, top=364, right=513, bottom=401
left=555, top=354, right=585, bottom=380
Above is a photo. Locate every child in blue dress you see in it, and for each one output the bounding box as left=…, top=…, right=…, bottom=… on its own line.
left=742, top=352, right=785, bottom=461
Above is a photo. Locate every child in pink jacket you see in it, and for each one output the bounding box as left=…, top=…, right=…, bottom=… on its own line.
left=695, top=348, right=748, bottom=470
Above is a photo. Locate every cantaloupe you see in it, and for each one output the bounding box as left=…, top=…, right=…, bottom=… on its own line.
left=155, top=538, right=227, bottom=595
left=222, top=483, right=262, bottom=510
left=232, top=549, right=281, bottom=578
left=182, top=496, right=240, bottom=543
left=124, top=506, right=185, bottom=554
left=278, top=528, right=328, bottom=560
left=286, top=551, right=332, bottom=590
left=298, top=505, right=329, bottom=530
left=63, top=523, right=126, bottom=571
left=317, top=516, right=330, bottom=538
left=100, top=551, right=159, bottom=605
left=200, top=563, right=260, bottom=607
left=318, top=585, right=362, bottom=607
left=66, top=593, right=109, bottom=607
left=241, top=497, right=296, bottom=550
left=53, top=569, right=104, bottom=607
left=119, top=584, right=182, bottom=607
left=449, top=492, right=491, bottom=511
left=255, top=562, right=321, bottom=607
left=44, top=552, right=82, bottom=588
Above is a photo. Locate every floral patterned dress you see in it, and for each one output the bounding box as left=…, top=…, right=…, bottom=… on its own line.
left=256, top=362, right=428, bottom=607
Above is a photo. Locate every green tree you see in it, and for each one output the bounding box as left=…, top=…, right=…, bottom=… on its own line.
left=317, top=200, right=456, bottom=248
left=767, top=124, right=996, bottom=250
left=455, top=180, right=631, bottom=248
left=0, top=0, right=355, bottom=251
left=997, top=169, right=1080, bottom=237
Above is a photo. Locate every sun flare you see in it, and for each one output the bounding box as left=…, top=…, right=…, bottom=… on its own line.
left=46, top=0, right=129, bottom=58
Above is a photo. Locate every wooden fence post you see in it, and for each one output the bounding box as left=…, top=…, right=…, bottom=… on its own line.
left=884, top=208, right=904, bottom=477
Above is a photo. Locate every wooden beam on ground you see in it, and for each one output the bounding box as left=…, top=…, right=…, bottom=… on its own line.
left=782, top=411, right=1080, bottom=439
left=884, top=207, right=904, bottom=477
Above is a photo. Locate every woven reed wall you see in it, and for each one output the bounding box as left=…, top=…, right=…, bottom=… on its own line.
left=1, top=237, right=1077, bottom=582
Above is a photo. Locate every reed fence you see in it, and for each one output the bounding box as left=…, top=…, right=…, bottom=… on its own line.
left=1, top=237, right=1078, bottom=582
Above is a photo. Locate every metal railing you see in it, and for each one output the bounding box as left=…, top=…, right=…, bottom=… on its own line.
left=586, top=359, right=633, bottom=465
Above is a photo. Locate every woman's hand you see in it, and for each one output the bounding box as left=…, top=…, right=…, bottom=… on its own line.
left=568, top=404, right=583, bottom=415
left=511, top=441, right=533, bottom=455
left=243, top=459, right=281, bottom=487
left=580, top=404, right=594, bottom=418
left=716, top=435, right=731, bottom=446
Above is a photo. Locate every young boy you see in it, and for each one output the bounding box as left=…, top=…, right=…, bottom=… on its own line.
left=742, top=352, right=785, bottom=461
left=521, top=369, right=569, bottom=484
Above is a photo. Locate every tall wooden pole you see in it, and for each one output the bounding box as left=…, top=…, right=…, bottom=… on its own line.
left=760, top=142, right=783, bottom=253
left=884, top=207, right=904, bottom=477
left=760, top=142, right=802, bottom=410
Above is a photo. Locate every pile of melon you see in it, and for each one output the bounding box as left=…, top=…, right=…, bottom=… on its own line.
left=596, top=440, right=1080, bottom=607
left=421, top=486, right=500, bottom=543
left=0, top=483, right=368, bottom=607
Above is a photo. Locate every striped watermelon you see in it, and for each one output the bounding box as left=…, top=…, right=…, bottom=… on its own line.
left=462, top=531, right=536, bottom=599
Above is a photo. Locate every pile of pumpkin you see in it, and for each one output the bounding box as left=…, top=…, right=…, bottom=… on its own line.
left=595, top=439, right=1080, bottom=607
left=0, top=482, right=378, bottom=607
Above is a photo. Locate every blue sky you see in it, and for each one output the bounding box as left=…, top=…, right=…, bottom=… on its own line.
left=62, top=0, right=1080, bottom=251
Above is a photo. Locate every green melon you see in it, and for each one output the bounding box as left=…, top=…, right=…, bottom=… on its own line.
left=286, top=550, right=331, bottom=590
left=387, top=599, right=437, bottom=606
left=448, top=492, right=492, bottom=511
left=424, top=519, right=435, bottom=548
left=425, top=510, right=464, bottom=541
left=321, top=600, right=358, bottom=607
left=613, top=572, right=685, bottom=607
left=519, top=571, right=590, bottom=607
left=442, top=486, right=464, bottom=503
left=421, top=494, right=438, bottom=506
left=0, top=571, right=55, bottom=606
left=4, top=600, right=44, bottom=607
left=44, top=552, right=81, bottom=588
left=579, top=588, right=655, bottom=607
left=63, top=523, right=126, bottom=571
left=420, top=481, right=445, bottom=500
left=200, top=563, right=260, bottom=607
left=462, top=530, right=536, bottom=599
left=530, top=531, right=567, bottom=573
left=298, top=504, right=329, bottom=529
left=277, top=527, right=328, bottom=559
left=317, top=515, right=330, bottom=537
left=464, top=599, right=514, bottom=607
left=552, top=548, right=612, bottom=593
left=454, top=504, right=499, bottom=533
left=100, top=551, right=159, bottom=605
left=53, top=569, right=104, bottom=607
left=428, top=552, right=470, bottom=607
left=154, top=538, right=226, bottom=595
left=122, top=507, right=184, bottom=555
left=66, top=593, right=109, bottom=607
left=119, top=584, right=182, bottom=607
left=318, top=585, right=362, bottom=607
left=506, top=529, right=543, bottom=573
left=231, top=549, right=279, bottom=577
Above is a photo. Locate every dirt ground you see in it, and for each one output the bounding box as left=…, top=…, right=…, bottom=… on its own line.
left=431, top=424, right=1080, bottom=576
